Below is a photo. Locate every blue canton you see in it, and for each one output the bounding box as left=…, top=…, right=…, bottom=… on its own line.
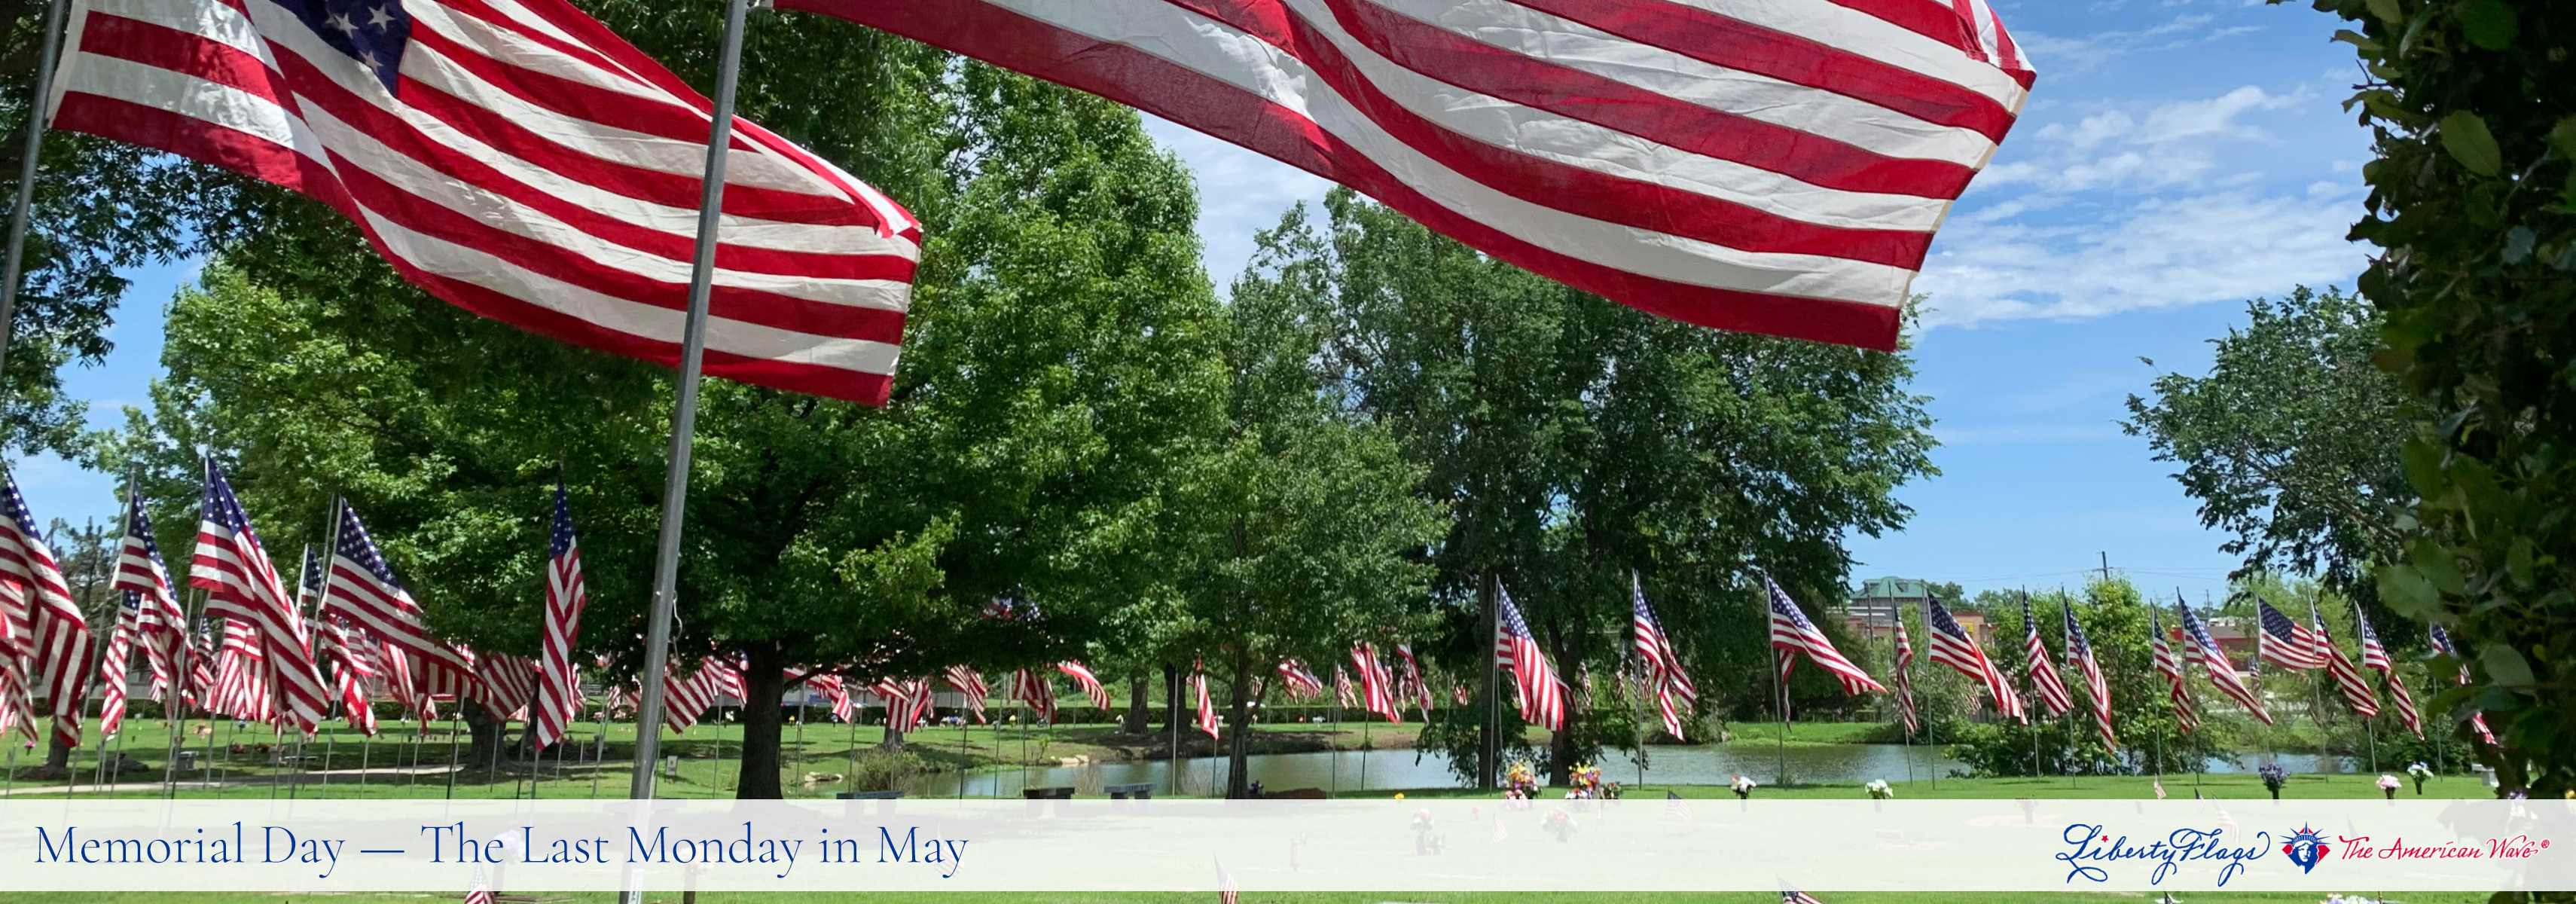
left=282, top=0, right=412, bottom=93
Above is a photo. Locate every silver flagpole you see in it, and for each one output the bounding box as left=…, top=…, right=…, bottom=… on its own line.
left=0, top=0, right=71, bottom=398
left=622, top=0, right=754, bottom=897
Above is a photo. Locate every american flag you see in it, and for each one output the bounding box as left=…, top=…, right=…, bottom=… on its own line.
left=1007, top=667, right=1055, bottom=724
left=1665, top=789, right=1694, bottom=823
left=1214, top=857, right=1239, bottom=904
left=1494, top=585, right=1565, bottom=731
left=1781, top=881, right=1827, bottom=904
left=659, top=658, right=734, bottom=732
left=0, top=473, right=94, bottom=747
left=2176, top=601, right=2270, bottom=725
left=463, top=865, right=494, bottom=904
left=1631, top=576, right=1696, bottom=740
left=1276, top=658, right=1325, bottom=700
left=1351, top=643, right=1399, bottom=722
left=2352, top=603, right=2419, bottom=738
left=2314, top=602, right=2379, bottom=718
left=93, top=590, right=141, bottom=738
left=781, top=0, right=2031, bottom=355
left=1766, top=577, right=1882, bottom=695
left=1192, top=662, right=1219, bottom=738
left=803, top=670, right=854, bottom=722
left=192, top=461, right=325, bottom=734
left=53, top=0, right=922, bottom=405
left=529, top=486, right=587, bottom=750
left=1332, top=664, right=1357, bottom=710
left=2018, top=596, right=2071, bottom=717
left=1390, top=644, right=1435, bottom=719
left=1922, top=594, right=2021, bottom=722
left=2147, top=607, right=2198, bottom=734
left=475, top=652, right=539, bottom=721
left=183, top=625, right=217, bottom=711
left=2059, top=603, right=2114, bottom=750
left=943, top=664, right=990, bottom=723
left=322, top=618, right=381, bottom=735
left=2426, top=625, right=2496, bottom=746
left=322, top=502, right=484, bottom=715
left=1058, top=661, right=1113, bottom=711
left=2254, top=597, right=2327, bottom=670
left=208, top=618, right=270, bottom=721
left=112, top=488, right=188, bottom=704
left=1891, top=615, right=1918, bottom=736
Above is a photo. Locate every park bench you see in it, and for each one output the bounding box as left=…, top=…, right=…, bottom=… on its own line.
left=835, top=789, right=903, bottom=816
left=1020, top=786, right=1076, bottom=799
left=1103, top=783, right=1153, bottom=799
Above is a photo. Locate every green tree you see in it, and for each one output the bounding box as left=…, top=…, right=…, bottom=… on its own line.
left=1235, top=190, right=1937, bottom=785
left=2123, top=287, right=2413, bottom=637
left=80, top=18, right=1229, bottom=798
left=1955, top=581, right=2233, bottom=777
left=2285, top=0, right=2576, bottom=805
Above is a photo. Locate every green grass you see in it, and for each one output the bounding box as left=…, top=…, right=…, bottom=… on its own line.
left=0, top=893, right=2498, bottom=903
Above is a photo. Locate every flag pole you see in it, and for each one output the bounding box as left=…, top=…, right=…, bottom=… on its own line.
left=626, top=0, right=756, bottom=823
left=0, top=0, right=71, bottom=400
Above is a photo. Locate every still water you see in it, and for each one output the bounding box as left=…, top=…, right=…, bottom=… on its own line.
left=901, top=744, right=1965, bottom=797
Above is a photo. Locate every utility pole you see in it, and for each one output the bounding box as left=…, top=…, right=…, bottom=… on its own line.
left=2098, top=552, right=2111, bottom=587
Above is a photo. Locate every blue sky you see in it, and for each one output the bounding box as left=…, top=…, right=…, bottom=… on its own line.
left=17, top=0, right=2370, bottom=603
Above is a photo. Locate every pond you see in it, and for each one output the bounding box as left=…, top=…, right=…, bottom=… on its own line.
left=900, top=742, right=1966, bottom=797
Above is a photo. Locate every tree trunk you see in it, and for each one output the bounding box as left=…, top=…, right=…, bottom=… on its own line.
left=1225, top=646, right=1254, bottom=799
left=1122, top=675, right=1151, bottom=734
left=44, top=733, right=72, bottom=770
left=460, top=698, right=508, bottom=768
left=735, top=644, right=786, bottom=799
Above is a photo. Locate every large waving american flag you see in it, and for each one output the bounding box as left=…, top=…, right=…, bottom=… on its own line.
left=1, top=474, right=91, bottom=747
left=528, top=486, right=587, bottom=750
left=2176, top=600, right=2270, bottom=725
left=2351, top=603, right=2419, bottom=738
left=52, top=0, right=922, bottom=405
left=2018, top=596, right=2071, bottom=717
left=1766, top=576, right=1882, bottom=695
left=1350, top=643, right=1400, bottom=723
left=1006, top=668, right=1055, bottom=724
left=2147, top=607, right=2197, bottom=734
left=1630, top=576, right=1695, bottom=740
left=1494, top=585, right=1564, bottom=731
left=1923, top=594, right=2019, bottom=722
left=783, top=0, right=2031, bottom=352
left=1191, top=661, right=1220, bottom=738
left=942, top=664, right=990, bottom=723
left=193, top=461, right=327, bottom=734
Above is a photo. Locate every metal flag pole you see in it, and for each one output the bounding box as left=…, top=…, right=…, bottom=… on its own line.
left=0, top=0, right=72, bottom=399
left=627, top=0, right=755, bottom=808
left=1772, top=649, right=1787, bottom=786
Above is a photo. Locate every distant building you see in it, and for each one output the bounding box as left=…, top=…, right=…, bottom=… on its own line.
left=1844, top=576, right=1932, bottom=629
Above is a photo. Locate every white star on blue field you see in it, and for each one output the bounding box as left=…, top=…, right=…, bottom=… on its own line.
left=23, top=0, right=2367, bottom=602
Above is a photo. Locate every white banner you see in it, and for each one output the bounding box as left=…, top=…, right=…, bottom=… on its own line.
left=2, top=798, right=2568, bottom=893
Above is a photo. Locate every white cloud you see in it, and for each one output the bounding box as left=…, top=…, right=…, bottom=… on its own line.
left=1916, top=188, right=2365, bottom=328
left=2015, top=13, right=2260, bottom=72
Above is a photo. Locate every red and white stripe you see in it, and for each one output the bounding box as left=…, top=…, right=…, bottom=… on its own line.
left=1766, top=577, right=1882, bottom=695
left=1889, top=616, right=1917, bottom=736
left=2177, top=601, right=2271, bottom=725
left=51, top=0, right=922, bottom=405
left=1350, top=643, right=1399, bottom=722
left=1390, top=644, right=1435, bottom=719
left=1006, top=668, right=1055, bottom=724
left=322, top=504, right=484, bottom=711
left=659, top=658, right=733, bottom=732
left=112, top=490, right=188, bottom=704
left=783, top=0, right=2031, bottom=352
left=2352, top=605, right=2418, bottom=738
left=319, top=618, right=380, bottom=736
left=0, top=473, right=94, bottom=747
left=800, top=670, right=853, bottom=722
left=1332, top=664, right=1357, bottom=710
left=474, top=652, right=539, bottom=721
left=1631, top=576, right=1695, bottom=739
left=2254, top=598, right=2328, bottom=671
left=2019, top=599, right=2071, bottom=718
left=191, top=463, right=325, bottom=733
left=1494, top=586, right=1565, bottom=731
left=529, top=487, right=587, bottom=750
left=873, top=676, right=932, bottom=730
left=1192, top=661, right=1219, bottom=738
left=93, top=597, right=142, bottom=738
left=1276, top=658, right=1325, bottom=700
left=1056, top=661, right=1112, bottom=711
left=2313, top=604, right=2378, bottom=719
left=1923, top=595, right=2021, bottom=722
left=942, top=664, right=990, bottom=723
left=2149, top=612, right=2198, bottom=734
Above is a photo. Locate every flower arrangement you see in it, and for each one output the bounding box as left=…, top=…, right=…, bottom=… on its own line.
left=1866, top=779, right=1894, bottom=800
left=2257, top=763, right=2288, bottom=799
left=2407, top=762, right=2434, bottom=795
left=2376, top=774, right=2402, bottom=800
left=1502, top=759, right=1540, bottom=808
left=1564, top=762, right=1622, bottom=799
left=1541, top=807, right=1577, bottom=841
left=1729, top=774, right=1758, bottom=799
